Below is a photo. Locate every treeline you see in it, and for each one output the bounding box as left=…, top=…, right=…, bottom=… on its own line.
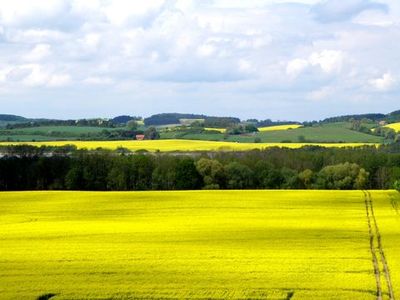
left=0, top=114, right=27, bottom=122
left=322, top=113, right=386, bottom=123
left=5, top=118, right=128, bottom=130
left=1, top=145, right=400, bottom=191
left=255, top=119, right=300, bottom=127
left=144, top=113, right=241, bottom=127
left=321, top=109, right=400, bottom=124
left=111, top=115, right=142, bottom=125
left=0, top=129, right=143, bottom=140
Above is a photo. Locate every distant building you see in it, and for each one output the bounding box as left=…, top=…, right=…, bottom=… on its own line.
left=136, top=134, right=145, bottom=140
left=379, top=121, right=387, bottom=126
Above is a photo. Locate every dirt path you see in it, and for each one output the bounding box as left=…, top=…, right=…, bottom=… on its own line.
left=363, top=191, right=395, bottom=300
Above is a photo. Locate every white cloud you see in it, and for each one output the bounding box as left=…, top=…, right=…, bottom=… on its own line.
left=286, top=50, right=344, bottom=78
left=0, top=0, right=67, bottom=26
left=309, top=50, right=344, bottom=74
left=21, top=64, right=49, bottom=87
left=83, top=76, right=114, bottom=85
left=238, top=59, right=254, bottom=74
left=101, top=0, right=165, bottom=26
left=23, top=44, right=52, bottom=61
left=369, top=72, right=396, bottom=91
left=47, top=73, right=71, bottom=87
left=8, top=29, right=67, bottom=43
left=16, top=64, right=70, bottom=88
left=311, top=0, right=388, bottom=23
left=0, top=0, right=399, bottom=119
left=286, top=59, right=309, bottom=77
left=197, top=44, right=215, bottom=57
left=308, top=86, right=334, bottom=101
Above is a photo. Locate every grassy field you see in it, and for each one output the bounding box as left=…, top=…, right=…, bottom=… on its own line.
left=161, top=123, right=383, bottom=143
left=0, top=123, right=383, bottom=144
left=0, top=135, right=68, bottom=142
left=5, top=126, right=120, bottom=134
left=0, top=126, right=126, bottom=142
left=384, top=122, right=400, bottom=132
left=0, top=190, right=399, bottom=299
left=0, top=139, right=378, bottom=152
left=258, top=124, right=303, bottom=131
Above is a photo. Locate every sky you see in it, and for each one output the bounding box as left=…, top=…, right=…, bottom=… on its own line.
left=0, top=0, right=399, bottom=121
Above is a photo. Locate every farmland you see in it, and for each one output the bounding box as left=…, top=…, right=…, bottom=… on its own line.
left=205, top=127, right=227, bottom=133
left=161, top=123, right=383, bottom=143
left=257, top=124, right=303, bottom=131
left=0, top=190, right=399, bottom=299
left=0, top=118, right=385, bottom=144
left=0, top=126, right=124, bottom=141
left=0, top=139, right=378, bottom=152
left=384, top=122, right=400, bottom=132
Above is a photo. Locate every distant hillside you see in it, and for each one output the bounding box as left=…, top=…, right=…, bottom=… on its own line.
left=144, top=113, right=241, bottom=128
left=0, top=114, right=27, bottom=122
left=111, top=115, right=142, bottom=125
left=322, top=109, right=400, bottom=124
left=144, top=113, right=207, bottom=126
left=322, top=113, right=386, bottom=123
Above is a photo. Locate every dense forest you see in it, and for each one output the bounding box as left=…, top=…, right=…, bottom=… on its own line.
left=1, top=145, right=400, bottom=191
left=321, top=110, right=400, bottom=124
left=143, top=113, right=241, bottom=127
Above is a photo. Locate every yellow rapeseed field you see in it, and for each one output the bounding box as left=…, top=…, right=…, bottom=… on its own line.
left=257, top=124, right=303, bottom=132
left=384, top=122, right=400, bottom=132
left=0, top=190, right=399, bottom=299
left=204, top=127, right=227, bottom=133
left=0, top=139, right=378, bottom=152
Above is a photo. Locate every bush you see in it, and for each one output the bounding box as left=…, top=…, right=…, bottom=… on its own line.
left=394, top=180, right=400, bottom=191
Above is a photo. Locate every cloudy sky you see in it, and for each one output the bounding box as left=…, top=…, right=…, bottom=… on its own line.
left=0, top=0, right=399, bottom=121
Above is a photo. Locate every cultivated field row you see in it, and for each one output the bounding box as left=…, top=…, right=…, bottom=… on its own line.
left=0, top=190, right=399, bottom=299
left=0, top=139, right=379, bottom=152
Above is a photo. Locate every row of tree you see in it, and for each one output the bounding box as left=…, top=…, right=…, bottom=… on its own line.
left=5, top=118, right=120, bottom=129
left=1, top=145, right=400, bottom=191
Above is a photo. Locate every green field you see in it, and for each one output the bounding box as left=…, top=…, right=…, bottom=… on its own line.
left=0, top=126, right=124, bottom=141
left=0, top=135, right=68, bottom=141
left=1, top=190, right=399, bottom=299
left=161, top=123, right=383, bottom=143
left=6, top=126, right=119, bottom=134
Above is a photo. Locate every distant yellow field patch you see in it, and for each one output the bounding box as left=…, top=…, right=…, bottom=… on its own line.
left=204, top=128, right=226, bottom=133
left=0, top=139, right=378, bottom=152
left=258, top=124, right=303, bottom=132
left=384, top=122, right=400, bottom=132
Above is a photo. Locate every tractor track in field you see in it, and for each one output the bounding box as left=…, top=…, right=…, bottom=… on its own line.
left=363, top=191, right=395, bottom=300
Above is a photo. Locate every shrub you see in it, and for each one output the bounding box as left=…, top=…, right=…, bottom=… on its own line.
left=394, top=180, right=400, bottom=191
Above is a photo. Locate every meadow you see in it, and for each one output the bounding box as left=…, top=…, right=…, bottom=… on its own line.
left=161, top=123, right=383, bottom=144
left=0, top=126, right=128, bottom=142
left=0, top=190, right=399, bottom=299
left=0, top=139, right=378, bottom=152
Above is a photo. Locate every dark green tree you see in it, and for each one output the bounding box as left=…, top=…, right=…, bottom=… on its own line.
left=225, top=162, right=253, bottom=189
left=144, top=127, right=160, bottom=140
left=175, top=158, right=203, bottom=190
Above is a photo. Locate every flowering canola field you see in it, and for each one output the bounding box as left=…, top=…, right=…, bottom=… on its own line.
left=0, top=190, right=399, bottom=299
left=204, top=127, right=227, bottom=133
left=257, top=124, right=303, bottom=131
left=384, top=122, right=400, bottom=132
left=0, top=139, right=377, bottom=152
